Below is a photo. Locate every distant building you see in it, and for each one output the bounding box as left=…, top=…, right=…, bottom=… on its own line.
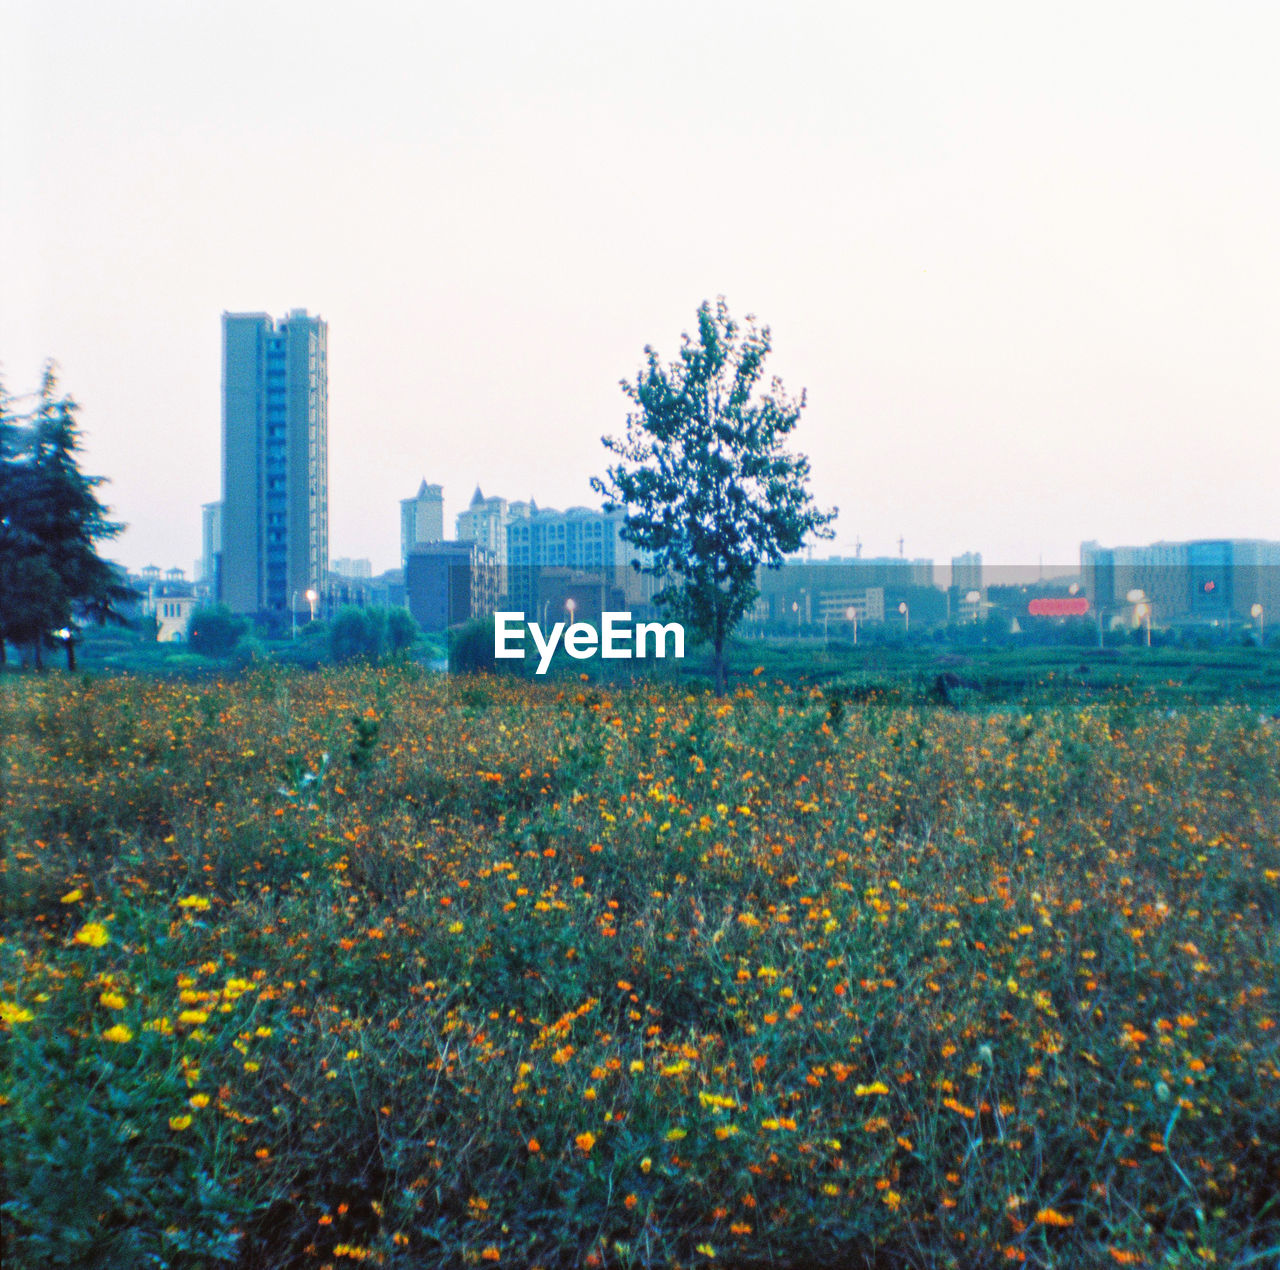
left=456, top=487, right=511, bottom=567
left=505, top=503, right=646, bottom=614
left=153, top=595, right=199, bottom=642
left=199, top=501, right=222, bottom=591
left=1082, top=538, right=1280, bottom=625
left=401, top=481, right=444, bottom=566
left=405, top=540, right=499, bottom=632
left=758, top=556, right=935, bottom=625
left=130, top=567, right=199, bottom=642
left=951, top=552, right=983, bottom=594
left=220, top=310, right=328, bottom=617
left=333, top=557, right=372, bottom=580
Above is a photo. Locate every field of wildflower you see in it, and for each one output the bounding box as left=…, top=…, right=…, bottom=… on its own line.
left=2, top=665, right=1278, bottom=1269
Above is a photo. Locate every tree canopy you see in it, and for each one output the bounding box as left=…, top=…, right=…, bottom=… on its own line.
left=0, top=365, right=133, bottom=669
left=592, top=298, right=835, bottom=693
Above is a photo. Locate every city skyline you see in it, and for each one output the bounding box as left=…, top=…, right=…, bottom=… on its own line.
left=3, top=2, right=1277, bottom=575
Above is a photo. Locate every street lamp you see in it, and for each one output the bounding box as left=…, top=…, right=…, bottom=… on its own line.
left=965, top=589, right=981, bottom=624
left=306, top=588, right=318, bottom=623
left=1251, top=602, right=1264, bottom=645
left=565, top=597, right=576, bottom=621
left=845, top=604, right=859, bottom=646
left=898, top=600, right=909, bottom=635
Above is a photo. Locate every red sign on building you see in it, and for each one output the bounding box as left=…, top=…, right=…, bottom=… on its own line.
left=1027, top=596, right=1090, bottom=617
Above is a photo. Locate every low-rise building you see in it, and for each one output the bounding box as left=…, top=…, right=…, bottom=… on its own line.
left=406, top=540, right=499, bottom=632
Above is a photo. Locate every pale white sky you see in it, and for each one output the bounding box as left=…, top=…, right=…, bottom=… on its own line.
left=2, top=1, right=1277, bottom=575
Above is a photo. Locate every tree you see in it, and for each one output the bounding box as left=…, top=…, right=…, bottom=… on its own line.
left=187, top=604, right=250, bottom=657
left=0, top=364, right=133, bottom=669
left=592, top=298, right=836, bottom=694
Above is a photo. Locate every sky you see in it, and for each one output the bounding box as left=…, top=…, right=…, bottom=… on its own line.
left=2, top=0, right=1278, bottom=576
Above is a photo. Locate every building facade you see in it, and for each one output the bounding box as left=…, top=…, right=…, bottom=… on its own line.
left=405, top=540, right=499, bottom=632
left=757, top=556, right=936, bottom=626
left=401, top=481, right=444, bottom=567
left=199, top=500, right=222, bottom=592
left=505, top=504, right=646, bottom=614
left=456, top=487, right=510, bottom=567
left=220, top=310, right=329, bottom=616
left=1082, top=538, right=1280, bottom=625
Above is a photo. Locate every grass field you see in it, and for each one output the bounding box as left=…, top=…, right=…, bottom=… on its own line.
left=2, top=663, right=1278, bottom=1268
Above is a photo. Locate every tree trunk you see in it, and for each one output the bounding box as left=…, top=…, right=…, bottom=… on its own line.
left=33, top=639, right=44, bottom=672
left=713, top=635, right=726, bottom=696
left=0, top=639, right=6, bottom=670
left=65, top=637, right=76, bottom=672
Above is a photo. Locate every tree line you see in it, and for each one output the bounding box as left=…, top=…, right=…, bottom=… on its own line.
left=0, top=365, right=132, bottom=669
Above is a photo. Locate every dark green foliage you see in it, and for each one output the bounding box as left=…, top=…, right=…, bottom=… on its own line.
left=592, top=298, right=836, bottom=694
left=383, top=606, right=420, bottom=654
left=0, top=364, right=133, bottom=669
left=329, top=606, right=420, bottom=664
left=187, top=604, right=250, bottom=657
left=348, top=712, right=381, bottom=772
left=448, top=614, right=502, bottom=675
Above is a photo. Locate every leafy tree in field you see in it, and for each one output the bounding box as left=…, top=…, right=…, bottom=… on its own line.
left=592, top=298, right=836, bottom=694
left=329, top=607, right=378, bottom=664
left=0, top=365, right=133, bottom=670
left=328, top=606, right=419, bottom=664
left=384, top=606, right=420, bottom=655
left=187, top=604, right=250, bottom=657
left=449, top=614, right=509, bottom=676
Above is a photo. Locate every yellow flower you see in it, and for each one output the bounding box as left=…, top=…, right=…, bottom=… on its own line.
left=178, top=1010, right=209, bottom=1025
left=696, top=1244, right=717, bottom=1259
left=1, top=1001, right=35, bottom=1025
left=346, top=1049, right=360, bottom=1061
left=665, top=1127, right=687, bottom=1141
left=189, top=1093, right=210, bottom=1109
left=177, top=895, right=210, bottom=911
left=73, top=922, right=109, bottom=948
left=854, top=1082, right=890, bottom=1096
left=99, top=991, right=126, bottom=1010
left=640, top=1157, right=652, bottom=1174
left=102, top=1024, right=134, bottom=1043
left=60, top=888, right=83, bottom=904
left=169, top=1114, right=193, bottom=1131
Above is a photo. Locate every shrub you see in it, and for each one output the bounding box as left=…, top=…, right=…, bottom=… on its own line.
left=186, top=604, right=248, bottom=657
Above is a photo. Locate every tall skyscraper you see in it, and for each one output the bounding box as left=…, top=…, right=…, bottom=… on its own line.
left=220, top=310, right=328, bottom=616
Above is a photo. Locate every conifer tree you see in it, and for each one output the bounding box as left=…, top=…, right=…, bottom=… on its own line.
left=0, top=364, right=132, bottom=669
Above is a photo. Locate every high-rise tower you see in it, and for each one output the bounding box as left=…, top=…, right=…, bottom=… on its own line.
left=220, top=310, right=328, bottom=616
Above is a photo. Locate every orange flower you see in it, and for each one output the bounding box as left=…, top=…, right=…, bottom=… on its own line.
left=575, top=1131, right=596, bottom=1153
left=1034, top=1208, right=1073, bottom=1227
